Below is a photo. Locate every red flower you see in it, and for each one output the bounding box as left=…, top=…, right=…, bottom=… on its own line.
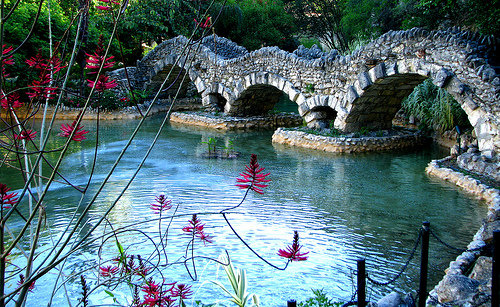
left=150, top=194, right=172, bottom=213
left=194, top=16, right=212, bottom=28
left=182, top=214, right=213, bottom=244
left=17, top=274, right=35, bottom=292
left=95, top=0, right=120, bottom=11
left=58, top=121, right=89, bottom=142
left=1, top=93, right=23, bottom=110
left=141, top=279, right=176, bottom=307
left=26, top=53, right=64, bottom=74
left=85, top=36, right=117, bottom=92
left=85, top=54, right=115, bottom=73
left=0, top=183, right=18, bottom=209
left=171, top=283, right=193, bottom=300
left=14, top=129, right=37, bottom=141
left=87, top=75, right=117, bottom=91
left=197, top=231, right=213, bottom=245
left=99, top=265, right=119, bottom=277
left=182, top=214, right=204, bottom=234
left=236, top=154, right=270, bottom=194
left=2, top=45, right=14, bottom=76
left=277, top=231, right=309, bottom=261
left=27, top=74, right=58, bottom=100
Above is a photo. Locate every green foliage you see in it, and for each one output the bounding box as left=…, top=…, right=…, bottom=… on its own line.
left=215, top=0, right=298, bottom=51
left=401, top=79, right=470, bottom=133
left=299, top=37, right=323, bottom=49
left=3, top=0, right=71, bottom=85
left=212, top=256, right=260, bottom=307
left=202, top=137, right=217, bottom=154
left=304, top=83, right=315, bottom=94
left=342, top=0, right=401, bottom=44
left=298, top=289, right=342, bottom=307
left=127, top=89, right=149, bottom=105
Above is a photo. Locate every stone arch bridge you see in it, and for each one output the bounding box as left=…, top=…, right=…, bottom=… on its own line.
left=113, top=28, right=499, bottom=155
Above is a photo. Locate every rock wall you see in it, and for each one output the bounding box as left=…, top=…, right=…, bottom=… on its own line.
left=169, top=112, right=303, bottom=130
left=426, top=158, right=499, bottom=306
left=272, top=128, right=427, bottom=153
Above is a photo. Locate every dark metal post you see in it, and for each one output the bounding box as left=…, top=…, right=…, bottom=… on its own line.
left=418, top=221, right=430, bottom=307
left=357, top=258, right=366, bottom=307
left=287, top=300, right=297, bottom=307
left=492, top=231, right=500, bottom=307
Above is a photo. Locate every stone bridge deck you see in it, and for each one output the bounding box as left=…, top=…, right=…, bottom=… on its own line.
left=111, top=28, right=499, bottom=155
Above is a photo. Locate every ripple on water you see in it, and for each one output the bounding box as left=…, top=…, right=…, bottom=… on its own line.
left=5, top=119, right=488, bottom=306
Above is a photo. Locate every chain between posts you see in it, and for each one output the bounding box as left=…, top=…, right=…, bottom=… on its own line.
left=429, top=229, right=483, bottom=253
left=366, top=229, right=422, bottom=286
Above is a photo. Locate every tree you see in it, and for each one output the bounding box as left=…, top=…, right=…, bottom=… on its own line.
left=284, top=0, right=348, bottom=52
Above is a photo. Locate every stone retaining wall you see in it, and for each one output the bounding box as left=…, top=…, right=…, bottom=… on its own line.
left=271, top=128, right=427, bottom=153
left=2, top=99, right=203, bottom=121
left=169, top=112, right=303, bottom=130
left=426, top=159, right=499, bottom=306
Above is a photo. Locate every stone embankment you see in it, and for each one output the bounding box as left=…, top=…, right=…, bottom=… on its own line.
left=426, top=153, right=499, bottom=306
left=169, top=111, right=303, bottom=130
left=4, top=98, right=202, bottom=121
left=271, top=128, right=427, bottom=153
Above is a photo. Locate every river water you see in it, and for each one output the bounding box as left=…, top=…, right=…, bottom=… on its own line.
left=1, top=115, right=487, bottom=306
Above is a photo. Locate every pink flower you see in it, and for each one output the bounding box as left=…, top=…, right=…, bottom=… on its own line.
left=14, top=129, right=37, bottom=141
left=150, top=194, right=172, bottom=213
left=0, top=183, right=18, bottom=209
left=171, top=283, right=193, bottom=299
left=58, top=121, right=89, bottom=142
left=95, top=0, right=120, bottom=11
left=99, top=265, right=119, bottom=277
left=1, top=93, right=23, bottom=110
left=277, top=231, right=309, bottom=261
left=96, top=5, right=112, bottom=10
left=236, top=154, right=270, bottom=194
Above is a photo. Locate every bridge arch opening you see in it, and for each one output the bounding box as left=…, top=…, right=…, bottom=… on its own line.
left=146, top=65, right=194, bottom=100
left=308, top=106, right=338, bottom=129
left=342, top=72, right=476, bottom=144
left=232, top=84, right=285, bottom=116
left=206, top=93, right=227, bottom=112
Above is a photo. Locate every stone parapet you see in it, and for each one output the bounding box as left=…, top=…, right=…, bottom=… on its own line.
left=426, top=158, right=499, bottom=306
left=169, top=112, right=303, bottom=130
left=271, top=128, right=427, bottom=153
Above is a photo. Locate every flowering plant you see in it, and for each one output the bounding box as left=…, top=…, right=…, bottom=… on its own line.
left=0, top=1, right=308, bottom=306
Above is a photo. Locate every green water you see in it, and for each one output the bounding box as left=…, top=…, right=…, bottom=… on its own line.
left=0, top=115, right=487, bottom=305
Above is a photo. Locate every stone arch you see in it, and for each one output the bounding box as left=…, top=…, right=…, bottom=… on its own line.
left=336, top=59, right=498, bottom=152
left=226, top=72, right=302, bottom=116
left=202, top=92, right=227, bottom=111
left=143, top=55, right=201, bottom=100
left=307, top=106, right=338, bottom=129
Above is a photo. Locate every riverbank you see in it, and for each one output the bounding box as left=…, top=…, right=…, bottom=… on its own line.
left=0, top=98, right=203, bottom=121
left=426, top=155, right=499, bottom=306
